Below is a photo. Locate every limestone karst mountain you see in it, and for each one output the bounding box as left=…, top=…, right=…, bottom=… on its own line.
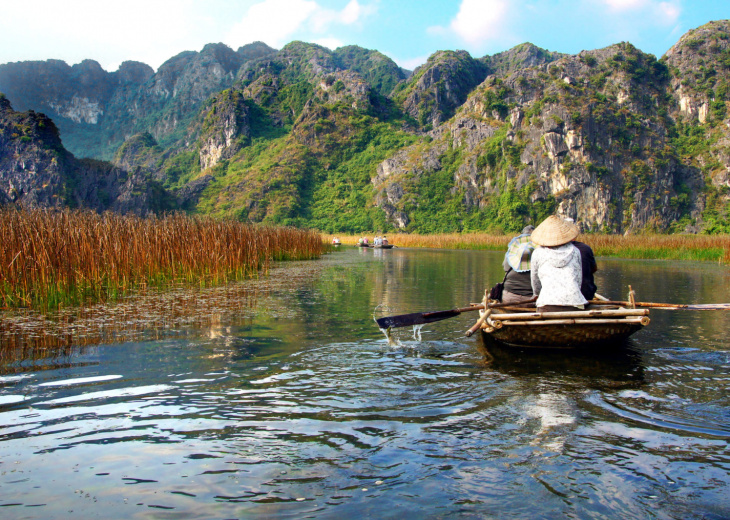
left=1, top=21, right=729, bottom=234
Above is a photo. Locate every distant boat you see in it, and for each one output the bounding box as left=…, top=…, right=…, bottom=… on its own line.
left=373, top=244, right=394, bottom=249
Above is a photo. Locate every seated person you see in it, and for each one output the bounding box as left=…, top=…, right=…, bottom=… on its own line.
left=564, top=218, right=598, bottom=301
left=530, top=216, right=587, bottom=312
left=502, top=225, right=535, bottom=304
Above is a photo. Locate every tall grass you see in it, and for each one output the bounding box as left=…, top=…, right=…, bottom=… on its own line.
left=328, top=233, right=510, bottom=250
left=1, top=208, right=324, bottom=309
left=584, top=234, right=730, bottom=263
left=326, top=232, right=730, bottom=263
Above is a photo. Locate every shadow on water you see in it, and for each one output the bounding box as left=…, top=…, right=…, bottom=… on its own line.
left=477, top=334, right=646, bottom=388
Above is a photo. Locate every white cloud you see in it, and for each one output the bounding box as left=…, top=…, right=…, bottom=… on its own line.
left=339, top=0, right=365, bottom=24
left=431, top=0, right=510, bottom=47
left=227, top=0, right=319, bottom=49
left=600, top=0, right=680, bottom=24
left=227, top=0, right=373, bottom=50
left=656, top=1, right=681, bottom=25
left=0, top=0, right=211, bottom=70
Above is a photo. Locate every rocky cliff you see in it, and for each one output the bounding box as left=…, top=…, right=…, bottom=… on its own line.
left=1, top=21, right=729, bottom=233
left=0, top=94, right=173, bottom=214
left=374, top=41, right=709, bottom=233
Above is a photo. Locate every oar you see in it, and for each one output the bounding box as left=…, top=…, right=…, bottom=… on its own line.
left=589, top=300, right=730, bottom=310
left=376, top=297, right=537, bottom=329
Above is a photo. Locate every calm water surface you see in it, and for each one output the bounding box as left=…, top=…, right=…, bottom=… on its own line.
left=1, top=247, right=729, bottom=519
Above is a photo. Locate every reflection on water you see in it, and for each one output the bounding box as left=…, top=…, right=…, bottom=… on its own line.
left=1, top=247, right=729, bottom=519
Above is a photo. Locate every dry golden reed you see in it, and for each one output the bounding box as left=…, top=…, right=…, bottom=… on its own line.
left=326, top=232, right=730, bottom=262
left=1, top=208, right=324, bottom=309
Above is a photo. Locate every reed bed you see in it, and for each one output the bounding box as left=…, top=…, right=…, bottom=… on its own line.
left=327, top=233, right=510, bottom=250
left=325, top=232, right=730, bottom=263
left=583, top=234, right=730, bottom=263
left=1, top=208, right=324, bottom=309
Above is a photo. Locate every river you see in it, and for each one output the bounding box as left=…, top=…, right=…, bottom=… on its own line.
left=1, top=246, right=729, bottom=519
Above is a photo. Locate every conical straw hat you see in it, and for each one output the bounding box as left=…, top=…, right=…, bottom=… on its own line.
left=506, top=233, right=534, bottom=272
left=530, top=215, right=579, bottom=247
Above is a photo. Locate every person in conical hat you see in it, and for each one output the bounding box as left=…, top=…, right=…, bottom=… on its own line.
left=530, top=216, right=587, bottom=312
left=500, top=225, right=536, bottom=304
left=563, top=218, right=598, bottom=300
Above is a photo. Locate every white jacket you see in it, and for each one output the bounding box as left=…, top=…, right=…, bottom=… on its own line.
left=531, top=243, right=587, bottom=308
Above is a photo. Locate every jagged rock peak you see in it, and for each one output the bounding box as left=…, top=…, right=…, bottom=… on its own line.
left=663, top=19, right=730, bottom=58
left=113, top=132, right=159, bottom=171
left=239, top=40, right=338, bottom=82
left=0, top=92, right=11, bottom=111
left=115, top=61, right=154, bottom=84
left=333, top=45, right=406, bottom=96
left=237, top=41, right=278, bottom=61
left=74, top=59, right=105, bottom=73
left=199, top=43, right=245, bottom=73
left=662, top=20, right=730, bottom=123
left=483, top=42, right=567, bottom=76
left=393, top=49, right=489, bottom=129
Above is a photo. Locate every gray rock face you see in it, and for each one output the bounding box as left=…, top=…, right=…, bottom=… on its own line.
left=662, top=20, right=730, bottom=202
left=2, top=23, right=730, bottom=233
left=395, top=50, right=489, bottom=129
left=482, top=42, right=567, bottom=77
left=197, top=89, right=251, bottom=170
left=0, top=96, right=172, bottom=215
left=373, top=40, right=711, bottom=233
left=0, top=44, right=248, bottom=159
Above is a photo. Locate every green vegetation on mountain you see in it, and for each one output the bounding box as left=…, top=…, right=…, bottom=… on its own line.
left=2, top=21, right=730, bottom=235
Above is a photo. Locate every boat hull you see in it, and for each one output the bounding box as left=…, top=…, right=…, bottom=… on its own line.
left=479, top=307, right=648, bottom=348
left=481, top=320, right=644, bottom=348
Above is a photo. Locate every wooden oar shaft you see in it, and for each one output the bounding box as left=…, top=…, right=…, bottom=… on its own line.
left=423, top=296, right=537, bottom=318
left=422, top=305, right=483, bottom=318
left=378, top=297, right=538, bottom=329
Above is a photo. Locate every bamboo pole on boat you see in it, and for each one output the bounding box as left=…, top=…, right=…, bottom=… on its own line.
left=465, top=291, right=492, bottom=337
left=491, top=308, right=649, bottom=321
left=493, top=317, right=650, bottom=327
left=588, top=300, right=730, bottom=310
left=487, top=315, right=503, bottom=329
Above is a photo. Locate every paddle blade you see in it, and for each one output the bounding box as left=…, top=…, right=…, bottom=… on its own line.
left=376, top=309, right=461, bottom=329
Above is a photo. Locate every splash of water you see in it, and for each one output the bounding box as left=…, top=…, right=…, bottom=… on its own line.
left=379, top=326, right=402, bottom=347
left=412, top=324, right=423, bottom=342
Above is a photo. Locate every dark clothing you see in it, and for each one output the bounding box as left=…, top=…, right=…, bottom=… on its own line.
left=502, top=256, right=532, bottom=296
left=572, top=241, right=597, bottom=300
left=538, top=305, right=584, bottom=313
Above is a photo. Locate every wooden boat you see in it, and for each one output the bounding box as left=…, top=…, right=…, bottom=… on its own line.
left=373, top=244, right=394, bottom=249
left=477, top=304, right=650, bottom=348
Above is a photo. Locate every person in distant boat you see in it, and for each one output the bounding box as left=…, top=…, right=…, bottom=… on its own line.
left=501, top=225, right=535, bottom=304
left=530, top=216, right=588, bottom=312
left=564, top=218, right=598, bottom=301
left=382, top=236, right=389, bottom=246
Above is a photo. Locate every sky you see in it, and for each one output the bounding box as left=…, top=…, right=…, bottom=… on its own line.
left=0, top=0, right=728, bottom=73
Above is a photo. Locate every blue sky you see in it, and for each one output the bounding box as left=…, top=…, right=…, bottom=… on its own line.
left=0, top=0, right=727, bottom=72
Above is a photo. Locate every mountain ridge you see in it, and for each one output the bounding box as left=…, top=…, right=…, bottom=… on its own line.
left=1, top=20, right=730, bottom=234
